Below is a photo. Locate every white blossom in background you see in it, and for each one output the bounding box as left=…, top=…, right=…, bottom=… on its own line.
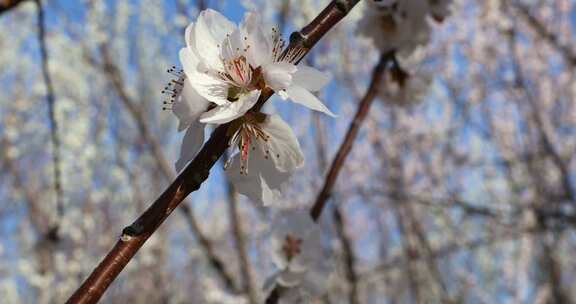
left=380, top=68, right=433, bottom=107
left=264, top=209, right=329, bottom=298
left=357, top=0, right=453, bottom=58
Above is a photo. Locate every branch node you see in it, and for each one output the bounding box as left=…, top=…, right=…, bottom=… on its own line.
left=121, top=223, right=143, bottom=239
left=335, top=0, right=352, bottom=13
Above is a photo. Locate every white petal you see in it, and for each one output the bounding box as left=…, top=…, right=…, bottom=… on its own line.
left=226, top=150, right=291, bottom=206
left=260, top=114, right=304, bottom=172
left=220, top=28, right=244, bottom=61
left=184, top=22, right=195, bottom=50
left=277, top=270, right=304, bottom=288
left=263, top=62, right=297, bottom=91
left=284, top=85, right=336, bottom=117
left=179, top=47, right=199, bottom=76
left=292, top=66, right=331, bottom=92
left=175, top=122, right=205, bottom=172
left=194, top=9, right=236, bottom=71
left=179, top=48, right=229, bottom=106
left=199, top=90, right=260, bottom=124
left=172, top=79, right=210, bottom=132
left=240, top=12, right=273, bottom=66
left=270, top=209, right=322, bottom=272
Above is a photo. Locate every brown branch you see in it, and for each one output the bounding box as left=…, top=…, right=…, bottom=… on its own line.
left=93, top=46, right=240, bottom=293
left=35, top=0, right=64, bottom=229
left=67, top=1, right=361, bottom=302
left=333, top=207, right=359, bottom=304
left=310, top=52, right=391, bottom=221
left=0, top=0, right=29, bottom=15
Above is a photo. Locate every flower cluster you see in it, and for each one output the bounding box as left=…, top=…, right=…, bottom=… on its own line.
left=166, top=10, right=334, bottom=300
left=357, top=0, right=452, bottom=107
left=167, top=9, right=334, bottom=206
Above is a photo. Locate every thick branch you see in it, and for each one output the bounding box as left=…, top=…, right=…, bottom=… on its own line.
left=67, top=1, right=360, bottom=302
left=95, top=46, right=240, bottom=293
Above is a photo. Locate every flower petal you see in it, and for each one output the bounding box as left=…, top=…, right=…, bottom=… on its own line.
left=277, top=270, right=304, bottom=288
left=175, top=122, right=205, bottom=172
left=240, top=12, right=273, bottom=67
left=260, top=114, right=304, bottom=172
left=179, top=48, right=229, bottom=106
left=292, top=66, right=331, bottom=92
left=270, top=209, right=322, bottom=272
left=284, top=85, right=336, bottom=117
left=172, top=79, right=210, bottom=132
left=194, top=9, right=236, bottom=71
left=263, top=62, right=297, bottom=91
left=199, top=90, right=260, bottom=124
left=225, top=149, right=291, bottom=206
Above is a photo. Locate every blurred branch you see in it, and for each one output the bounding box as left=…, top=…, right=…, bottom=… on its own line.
left=225, top=173, right=258, bottom=303
left=364, top=223, right=570, bottom=281
left=0, top=0, right=29, bottom=15
left=266, top=52, right=393, bottom=304
left=91, top=45, right=240, bottom=293
left=513, top=2, right=576, bottom=66
left=35, top=0, right=64, bottom=230
left=506, top=27, right=575, bottom=203
left=67, top=1, right=361, bottom=302
left=196, top=0, right=207, bottom=11
left=310, top=52, right=392, bottom=221
left=333, top=207, right=359, bottom=304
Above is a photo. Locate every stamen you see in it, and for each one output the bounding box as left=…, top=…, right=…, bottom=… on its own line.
left=161, top=65, right=186, bottom=110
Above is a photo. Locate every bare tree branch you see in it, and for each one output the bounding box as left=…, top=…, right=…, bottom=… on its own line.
left=310, top=52, right=391, bottom=221
left=35, top=0, right=64, bottom=232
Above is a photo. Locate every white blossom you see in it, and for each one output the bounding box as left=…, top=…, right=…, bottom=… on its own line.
left=357, top=0, right=432, bottom=57
left=172, top=9, right=333, bottom=203
left=179, top=9, right=335, bottom=125
left=380, top=68, right=432, bottom=107
left=225, top=114, right=304, bottom=206
left=169, top=74, right=211, bottom=172
left=263, top=209, right=328, bottom=297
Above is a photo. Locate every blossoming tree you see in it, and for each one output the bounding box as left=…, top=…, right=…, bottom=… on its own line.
left=0, top=0, right=575, bottom=303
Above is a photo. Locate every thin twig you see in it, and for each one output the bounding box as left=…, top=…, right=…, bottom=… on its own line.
left=67, top=1, right=361, bottom=302
left=310, top=52, right=392, bottom=221
left=35, top=0, right=64, bottom=228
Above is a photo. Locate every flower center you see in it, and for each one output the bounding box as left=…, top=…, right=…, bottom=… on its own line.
left=225, top=112, right=272, bottom=175
left=282, top=234, right=303, bottom=262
